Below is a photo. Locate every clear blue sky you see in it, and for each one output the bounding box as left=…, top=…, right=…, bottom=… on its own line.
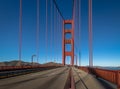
left=0, top=0, right=120, bottom=66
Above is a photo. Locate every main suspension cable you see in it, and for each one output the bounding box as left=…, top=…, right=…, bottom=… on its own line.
left=53, top=0, right=64, bottom=20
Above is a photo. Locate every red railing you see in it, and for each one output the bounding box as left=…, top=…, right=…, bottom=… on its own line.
left=78, top=66, right=120, bottom=89
left=0, top=65, right=62, bottom=71
left=78, top=66, right=89, bottom=73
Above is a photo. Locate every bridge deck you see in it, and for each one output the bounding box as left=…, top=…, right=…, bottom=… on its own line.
left=0, top=66, right=118, bottom=89
left=0, top=67, right=69, bottom=89
left=73, top=67, right=117, bottom=89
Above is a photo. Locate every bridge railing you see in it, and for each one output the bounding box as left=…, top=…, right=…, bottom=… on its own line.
left=78, top=66, right=120, bottom=89
left=0, top=65, right=63, bottom=71
left=0, top=65, right=63, bottom=79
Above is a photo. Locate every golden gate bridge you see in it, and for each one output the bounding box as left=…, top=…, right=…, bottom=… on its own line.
left=0, top=0, right=120, bottom=89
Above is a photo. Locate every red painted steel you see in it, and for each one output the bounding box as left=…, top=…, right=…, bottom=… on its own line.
left=78, top=0, right=81, bottom=66
left=50, top=0, right=53, bottom=62
left=45, top=0, right=48, bottom=62
left=62, top=19, right=64, bottom=65
left=117, top=71, right=120, bottom=89
left=36, top=0, right=39, bottom=63
left=78, top=66, right=89, bottom=73
left=62, top=20, right=74, bottom=65
left=19, top=0, right=22, bottom=65
left=0, top=65, right=63, bottom=71
left=79, top=67, right=120, bottom=89
left=88, top=0, right=93, bottom=67
left=65, top=30, right=72, bottom=33
left=65, top=39, right=72, bottom=44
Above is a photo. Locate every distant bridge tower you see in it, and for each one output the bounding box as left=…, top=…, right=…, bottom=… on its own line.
left=62, top=20, right=74, bottom=66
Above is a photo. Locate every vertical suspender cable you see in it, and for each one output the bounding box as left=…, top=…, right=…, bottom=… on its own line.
left=36, top=0, right=39, bottom=63
left=89, top=0, right=93, bottom=67
left=50, top=0, right=53, bottom=62
left=54, top=5, right=56, bottom=63
left=46, top=0, right=48, bottom=63
left=78, top=0, right=81, bottom=66
left=77, top=0, right=79, bottom=66
left=57, top=11, right=59, bottom=63
left=72, top=0, right=75, bottom=65
left=60, top=7, right=62, bottom=64
left=73, top=0, right=76, bottom=65
left=54, top=7, right=56, bottom=63
left=75, top=0, right=77, bottom=50
left=58, top=14, right=61, bottom=63
left=56, top=10, right=58, bottom=63
left=72, top=0, right=75, bottom=20
left=59, top=14, right=61, bottom=63
left=53, top=4, right=55, bottom=62
left=56, top=9, right=58, bottom=63
left=76, top=0, right=79, bottom=66
left=19, top=0, right=22, bottom=65
left=73, top=0, right=76, bottom=46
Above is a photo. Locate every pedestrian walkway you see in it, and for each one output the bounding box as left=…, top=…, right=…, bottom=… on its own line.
left=72, top=67, right=117, bottom=89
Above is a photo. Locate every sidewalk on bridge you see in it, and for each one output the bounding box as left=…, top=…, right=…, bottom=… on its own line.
left=72, top=67, right=117, bottom=89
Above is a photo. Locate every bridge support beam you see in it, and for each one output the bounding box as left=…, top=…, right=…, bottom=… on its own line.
left=62, top=20, right=74, bottom=66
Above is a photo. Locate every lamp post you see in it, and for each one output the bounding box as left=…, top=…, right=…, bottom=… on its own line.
left=31, top=55, right=36, bottom=66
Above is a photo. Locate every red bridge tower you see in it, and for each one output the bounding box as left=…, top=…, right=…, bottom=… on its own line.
left=62, top=20, right=74, bottom=65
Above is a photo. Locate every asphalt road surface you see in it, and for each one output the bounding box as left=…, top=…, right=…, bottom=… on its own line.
left=0, top=67, right=69, bottom=89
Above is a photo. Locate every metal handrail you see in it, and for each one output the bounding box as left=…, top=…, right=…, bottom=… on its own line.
left=79, top=66, right=120, bottom=89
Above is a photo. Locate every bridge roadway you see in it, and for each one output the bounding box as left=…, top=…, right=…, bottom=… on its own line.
left=0, top=66, right=117, bottom=89
left=0, top=67, right=69, bottom=89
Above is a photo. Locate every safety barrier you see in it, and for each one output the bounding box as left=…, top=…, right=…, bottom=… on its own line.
left=64, top=68, right=75, bottom=89
left=0, top=65, right=62, bottom=71
left=78, top=66, right=120, bottom=89
left=0, top=65, right=62, bottom=79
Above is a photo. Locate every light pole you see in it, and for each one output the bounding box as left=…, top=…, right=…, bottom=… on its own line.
left=31, top=54, right=36, bottom=66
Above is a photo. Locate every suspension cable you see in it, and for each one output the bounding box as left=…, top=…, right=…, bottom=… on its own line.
left=78, top=0, right=81, bottom=66
left=45, top=0, right=48, bottom=63
left=72, top=0, right=76, bottom=20
left=73, top=0, right=77, bottom=55
left=55, top=6, right=57, bottom=63
left=53, top=0, right=64, bottom=20
left=89, top=0, right=93, bottom=67
left=19, top=0, right=22, bottom=65
left=50, top=0, right=53, bottom=62
left=54, top=4, right=57, bottom=63
left=36, top=0, right=39, bottom=63
left=77, top=0, right=79, bottom=66
left=56, top=10, right=58, bottom=63
left=57, top=10, right=59, bottom=63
